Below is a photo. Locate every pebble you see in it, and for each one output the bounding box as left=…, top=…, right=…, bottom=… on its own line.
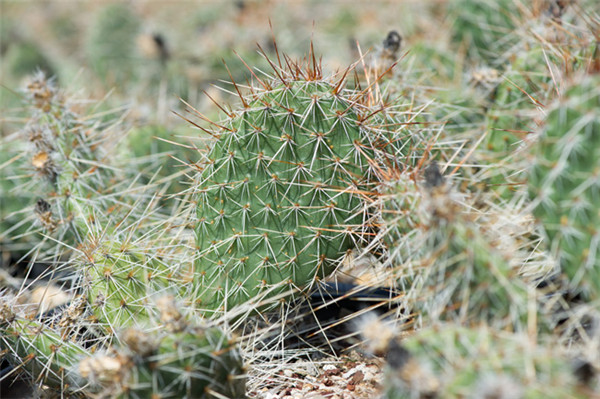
left=283, top=369, right=294, bottom=377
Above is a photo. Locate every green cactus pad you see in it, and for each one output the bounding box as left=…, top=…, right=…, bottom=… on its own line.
left=382, top=163, right=530, bottom=329
left=84, top=241, right=172, bottom=329
left=0, top=309, right=87, bottom=392
left=119, top=327, right=245, bottom=399
left=384, top=324, right=586, bottom=399
left=529, top=75, right=600, bottom=300
left=418, top=216, right=529, bottom=328
left=193, top=68, right=408, bottom=314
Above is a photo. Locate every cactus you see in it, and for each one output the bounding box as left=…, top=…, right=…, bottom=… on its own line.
left=0, top=294, right=246, bottom=398
left=0, top=65, right=254, bottom=397
left=528, top=74, right=600, bottom=301
left=7, top=4, right=600, bottom=396
left=16, top=73, right=124, bottom=247
left=447, top=0, right=518, bottom=65
left=9, top=73, right=170, bottom=259
left=483, top=30, right=598, bottom=159
left=382, top=324, right=588, bottom=399
left=473, top=7, right=598, bottom=199
left=0, top=74, right=125, bottom=280
left=0, top=75, right=187, bottom=393
left=417, top=215, right=530, bottom=329
left=81, top=238, right=173, bottom=331
left=0, top=299, right=88, bottom=394
left=382, top=162, right=530, bottom=329
left=484, top=48, right=553, bottom=155
left=190, top=54, right=425, bottom=315
left=79, top=296, right=246, bottom=399
left=86, top=4, right=141, bottom=87
left=1, top=74, right=179, bottom=328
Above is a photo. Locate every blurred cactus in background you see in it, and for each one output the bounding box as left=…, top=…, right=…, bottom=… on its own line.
left=381, top=324, right=588, bottom=399
left=529, top=74, right=600, bottom=302
left=123, top=124, right=198, bottom=199
left=447, top=0, right=518, bottom=65
left=86, top=4, right=141, bottom=87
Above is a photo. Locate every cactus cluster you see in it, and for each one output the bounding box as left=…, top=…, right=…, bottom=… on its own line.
left=372, top=2, right=600, bottom=398
left=0, top=48, right=428, bottom=396
left=3, top=1, right=600, bottom=398
left=15, top=74, right=127, bottom=247
left=379, top=160, right=531, bottom=332
left=0, top=74, right=246, bottom=397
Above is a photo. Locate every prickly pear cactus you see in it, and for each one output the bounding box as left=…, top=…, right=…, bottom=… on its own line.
left=82, top=239, right=172, bottom=330
left=417, top=216, right=529, bottom=329
left=387, top=163, right=530, bottom=329
left=447, top=0, right=518, bottom=65
left=192, top=60, right=417, bottom=314
left=0, top=301, right=88, bottom=393
left=382, top=324, right=587, bottom=399
left=17, top=74, right=122, bottom=246
left=483, top=40, right=596, bottom=158
left=528, top=74, right=600, bottom=301
left=79, top=297, right=246, bottom=399
left=485, top=47, right=555, bottom=153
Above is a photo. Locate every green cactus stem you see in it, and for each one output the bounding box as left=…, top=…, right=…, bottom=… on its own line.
left=528, top=74, right=600, bottom=301
left=383, top=324, right=588, bottom=398
left=79, top=296, right=246, bottom=399
left=190, top=53, right=424, bottom=315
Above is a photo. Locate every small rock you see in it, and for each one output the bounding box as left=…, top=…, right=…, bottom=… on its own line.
left=350, top=370, right=364, bottom=384
left=283, top=369, right=294, bottom=377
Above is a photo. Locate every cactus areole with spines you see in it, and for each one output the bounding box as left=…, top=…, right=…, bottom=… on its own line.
left=194, top=59, right=391, bottom=314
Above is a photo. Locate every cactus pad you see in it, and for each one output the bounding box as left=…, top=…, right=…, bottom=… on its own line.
left=193, top=61, right=407, bottom=314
